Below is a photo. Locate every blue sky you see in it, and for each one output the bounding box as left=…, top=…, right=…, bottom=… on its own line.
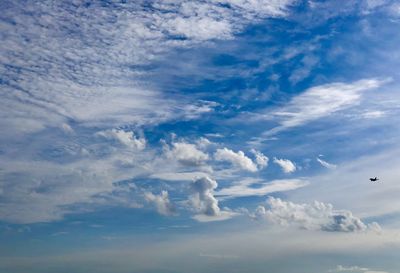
left=1, top=0, right=400, bottom=272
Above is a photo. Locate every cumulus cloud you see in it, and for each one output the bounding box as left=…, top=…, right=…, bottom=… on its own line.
left=190, top=176, right=220, bottom=216
left=256, top=197, right=381, bottom=233
left=144, top=191, right=176, bottom=216
left=215, top=148, right=258, bottom=172
left=251, top=149, right=269, bottom=169
left=165, top=141, right=209, bottom=166
left=252, top=205, right=267, bottom=220
left=317, top=157, right=337, bottom=170
left=97, top=129, right=146, bottom=150
left=273, top=157, right=296, bottom=173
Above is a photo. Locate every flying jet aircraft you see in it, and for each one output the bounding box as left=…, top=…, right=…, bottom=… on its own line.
left=369, top=177, right=379, bottom=182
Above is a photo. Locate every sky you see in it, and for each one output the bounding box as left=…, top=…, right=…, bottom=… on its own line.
left=1, top=0, right=400, bottom=272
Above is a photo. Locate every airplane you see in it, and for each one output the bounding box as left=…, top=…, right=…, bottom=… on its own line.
left=369, top=177, right=379, bottom=182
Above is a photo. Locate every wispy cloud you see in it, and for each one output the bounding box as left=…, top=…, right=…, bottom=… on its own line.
left=261, top=78, right=390, bottom=136
left=317, top=157, right=337, bottom=170
left=149, top=171, right=211, bottom=182
left=97, top=129, right=146, bottom=150
left=215, top=178, right=308, bottom=198
left=0, top=0, right=296, bottom=136
left=361, top=110, right=385, bottom=119
left=192, top=210, right=237, bottom=222
left=329, top=265, right=389, bottom=273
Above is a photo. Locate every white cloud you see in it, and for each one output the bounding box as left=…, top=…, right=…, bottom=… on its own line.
left=0, top=0, right=297, bottom=224
left=317, top=157, right=337, bottom=170
left=258, top=197, right=381, bottom=233
left=365, top=0, right=386, bottom=10
left=154, top=0, right=295, bottom=40
left=0, top=0, right=296, bottom=138
left=262, top=78, right=390, bottom=135
left=360, top=0, right=388, bottom=15
left=273, top=157, right=296, bottom=173
left=60, top=123, right=74, bottom=134
left=330, top=265, right=389, bottom=273
left=190, top=176, right=220, bottom=217
left=289, top=54, right=319, bottom=84
left=196, top=137, right=213, bottom=149
left=361, top=110, right=385, bottom=119
left=163, top=15, right=232, bottom=41
left=215, top=148, right=258, bottom=172
left=182, top=100, right=219, bottom=119
left=150, top=171, right=211, bottom=182
left=0, top=154, right=149, bottom=223
left=388, top=2, right=400, bottom=16
left=192, top=210, right=237, bottom=222
left=97, top=129, right=146, bottom=150
left=215, top=178, right=308, bottom=198
left=330, top=265, right=370, bottom=272
left=165, top=141, right=209, bottom=166
left=144, top=191, right=176, bottom=216
left=251, top=149, right=269, bottom=169
left=204, top=133, right=224, bottom=138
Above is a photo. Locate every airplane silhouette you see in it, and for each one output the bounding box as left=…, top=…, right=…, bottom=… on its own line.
left=369, top=177, right=379, bottom=182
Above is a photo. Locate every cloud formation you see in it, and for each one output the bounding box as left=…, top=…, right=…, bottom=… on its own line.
left=263, top=78, right=389, bottom=135
left=215, top=148, right=258, bottom=172
left=330, top=265, right=389, bottom=273
left=317, top=157, right=337, bottom=170
left=165, top=141, right=209, bottom=166
left=190, top=176, right=220, bottom=216
left=97, top=129, right=146, bottom=150
left=273, top=157, right=297, bottom=173
left=144, top=191, right=176, bottom=216
left=150, top=171, right=211, bottom=182
left=0, top=0, right=296, bottom=138
left=257, top=197, right=380, bottom=232
left=215, top=178, right=308, bottom=198
left=251, top=149, right=269, bottom=169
